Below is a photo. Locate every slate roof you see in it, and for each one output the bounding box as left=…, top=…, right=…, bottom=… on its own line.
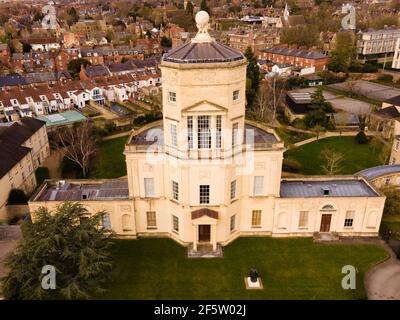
left=374, top=106, right=400, bottom=119
left=84, top=64, right=110, bottom=78
left=356, top=165, right=400, bottom=181
left=35, top=180, right=129, bottom=201
left=260, top=47, right=327, bottom=60
left=280, top=179, right=379, bottom=198
left=384, top=95, right=400, bottom=106
left=163, top=41, right=244, bottom=64
left=0, top=118, right=46, bottom=178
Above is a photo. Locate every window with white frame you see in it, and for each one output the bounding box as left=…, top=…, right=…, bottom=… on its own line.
left=251, top=210, right=261, bottom=227
left=144, top=177, right=155, bottom=197
left=232, top=123, right=239, bottom=148
left=172, top=180, right=179, bottom=201
left=230, top=215, right=236, bottom=232
left=216, top=115, right=221, bottom=149
left=187, top=116, right=193, bottom=149
left=146, top=211, right=157, bottom=229
left=198, top=116, right=211, bottom=149
left=230, top=180, right=236, bottom=200
left=101, top=213, right=112, bottom=230
left=172, top=215, right=179, bottom=233
left=233, top=90, right=239, bottom=101
left=199, top=185, right=210, bottom=204
left=344, top=211, right=355, bottom=227
left=253, top=176, right=264, bottom=196
left=168, top=91, right=176, bottom=103
left=298, top=211, right=308, bottom=228
left=170, top=123, right=177, bottom=147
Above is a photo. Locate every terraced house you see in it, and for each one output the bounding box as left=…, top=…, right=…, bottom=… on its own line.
left=29, top=12, right=385, bottom=254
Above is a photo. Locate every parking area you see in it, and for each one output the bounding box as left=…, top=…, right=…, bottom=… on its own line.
left=329, top=80, right=400, bottom=102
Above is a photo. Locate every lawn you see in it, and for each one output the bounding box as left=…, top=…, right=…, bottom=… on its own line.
left=285, top=136, right=385, bottom=175
left=275, top=128, right=315, bottom=145
left=98, top=237, right=387, bottom=300
left=91, top=136, right=127, bottom=178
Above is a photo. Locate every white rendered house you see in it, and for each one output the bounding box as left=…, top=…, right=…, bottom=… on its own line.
left=29, top=12, right=386, bottom=252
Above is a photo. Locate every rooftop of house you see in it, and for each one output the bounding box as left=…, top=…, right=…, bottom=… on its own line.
left=36, top=111, right=88, bottom=128
left=384, top=95, right=400, bottom=106
left=356, top=164, right=400, bottom=181
left=280, top=177, right=379, bottom=198
left=260, top=46, right=327, bottom=60
left=0, top=118, right=46, bottom=179
left=374, top=105, right=400, bottom=119
left=32, top=179, right=129, bottom=202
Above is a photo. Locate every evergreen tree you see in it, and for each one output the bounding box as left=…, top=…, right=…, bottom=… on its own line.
left=244, top=46, right=260, bottom=107
left=200, top=0, right=210, bottom=14
left=2, top=202, right=113, bottom=300
left=186, top=1, right=194, bottom=16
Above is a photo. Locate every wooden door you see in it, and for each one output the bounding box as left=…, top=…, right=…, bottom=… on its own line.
left=320, top=214, right=332, bottom=232
left=198, top=225, right=211, bottom=242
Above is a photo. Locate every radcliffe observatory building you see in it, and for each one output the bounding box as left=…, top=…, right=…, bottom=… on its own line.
left=30, top=12, right=386, bottom=253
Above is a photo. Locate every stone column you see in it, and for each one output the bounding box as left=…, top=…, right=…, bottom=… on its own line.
left=193, top=225, right=197, bottom=251
left=211, top=224, right=217, bottom=251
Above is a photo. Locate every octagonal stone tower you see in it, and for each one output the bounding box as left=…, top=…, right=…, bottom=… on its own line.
left=125, top=11, right=284, bottom=251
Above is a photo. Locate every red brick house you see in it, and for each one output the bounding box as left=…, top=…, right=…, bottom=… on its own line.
left=259, top=46, right=329, bottom=72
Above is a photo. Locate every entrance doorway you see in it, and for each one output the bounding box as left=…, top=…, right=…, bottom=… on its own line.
left=198, top=225, right=211, bottom=242
left=320, top=214, right=332, bottom=232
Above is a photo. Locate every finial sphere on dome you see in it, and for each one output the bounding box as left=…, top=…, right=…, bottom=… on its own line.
left=195, top=11, right=209, bottom=26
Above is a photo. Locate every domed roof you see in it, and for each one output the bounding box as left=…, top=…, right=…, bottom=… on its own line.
left=163, top=41, right=245, bottom=64
left=162, top=10, right=245, bottom=64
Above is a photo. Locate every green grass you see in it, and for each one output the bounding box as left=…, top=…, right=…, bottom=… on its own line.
left=91, top=136, right=127, bottom=178
left=98, top=237, right=387, bottom=300
left=275, top=128, right=315, bottom=145
left=285, top=137, right=384, bottom=175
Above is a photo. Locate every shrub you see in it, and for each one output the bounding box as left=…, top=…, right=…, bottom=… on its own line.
left=35, top=167, right=50, bottom=186
left=355, top=131, right=368, bottom=144
left=291, top=118, right=307, bottom=130
left=7, top=189, right=28, bottom=205
left=377, top=74, right=393, bottom=83
left=283, top=159, right=302, bottom=173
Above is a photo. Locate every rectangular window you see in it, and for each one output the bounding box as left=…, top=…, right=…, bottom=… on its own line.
left=101, top=213, right=112, bottom=230
left=344, top=211, right=355, bottom=227
left=233, top=90, right=239, bottom=101
left=168, top=91, right=176, bottom=103
left=298, top=211, right=308, bottom=228
left=187, top=116, right=193, bottom=149
left=144, top=177, right=155, bottom=197
left=232, top=123, right=238, bottom=148
left=198, top=115, right=211, bottom=149
left=230, top=180, right=236, bottom=200
left=216, top=115, right=221, bottom=149
left=172, top=215, right=179, bottom=233
left=146, top=211, right=157, bottom=229
left=170, top=123, right=177, bottom=147
left=252, top=210, right=262, bottom=227
left=199, top=185, right=210, bottom=204
left=253, top=176, right=264, bottom=196
left=172, top=180, right=179, bottom=201
left=230, top=215, right=236, bottom=232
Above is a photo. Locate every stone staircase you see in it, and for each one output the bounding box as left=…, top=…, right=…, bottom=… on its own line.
left=187, top=244, right=223, bottom=258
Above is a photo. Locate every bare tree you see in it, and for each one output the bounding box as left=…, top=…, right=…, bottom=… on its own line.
left=52, top=121, right=98, bottom=178
left=253, top=76, right=286, bottom=125
left=321, top=149, right=344, bottom=175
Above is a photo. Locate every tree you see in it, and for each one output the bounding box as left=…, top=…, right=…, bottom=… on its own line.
left=200, top=0, right=210, bottom=14
left=328, top=31, right=356, bottom=73
left=320, top=149, right=344, bottom=175
left=160, top=36, right=172, bottom=47
left=280, top=25, right=320, bottom=48
left=383, top=188, right=400, bottom=216
left=66, top=7, right=79, bottom=26
left=7, top=189, right=28, bottom=205
left=1, top=202, right=113, bottom=299
left=52, top=121, right=98, bottom=178
left=67, top=58, right=91, bottom=79
left=244, top=47, right=260, bottom=108
left=186, top=1, right=194, bottom=16
left=253, top=77, right=285, bottom=124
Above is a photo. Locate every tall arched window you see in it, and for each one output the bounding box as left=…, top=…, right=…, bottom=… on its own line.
left=122, top=214, right=132, bottom=231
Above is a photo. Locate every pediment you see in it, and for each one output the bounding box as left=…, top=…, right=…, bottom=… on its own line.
left=182, top=100, right=228, bottom=114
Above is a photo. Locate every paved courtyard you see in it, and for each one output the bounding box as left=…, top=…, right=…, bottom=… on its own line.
left=329, top=80, right=400, bottom=102
left=292, top=87, right=373, bottom=114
